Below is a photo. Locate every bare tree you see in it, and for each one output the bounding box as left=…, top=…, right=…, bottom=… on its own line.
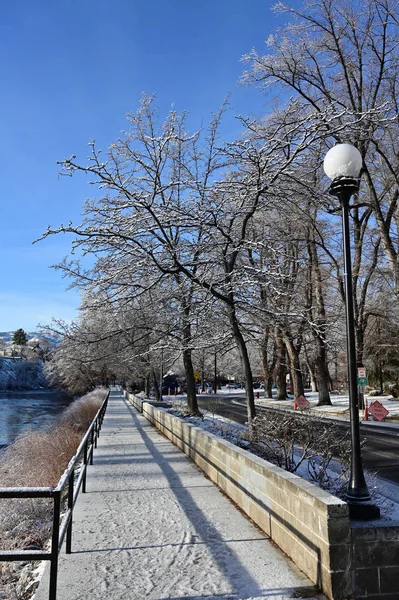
left=39, top=90, right=324, bottom=421
left=243, top=0, right=399, bottom=296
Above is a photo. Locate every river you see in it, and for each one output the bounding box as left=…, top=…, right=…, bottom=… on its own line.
left=0, top=390, right=73, bottom=448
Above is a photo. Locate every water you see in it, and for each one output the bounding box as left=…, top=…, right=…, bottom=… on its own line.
left=0, top=390, right=73, bottom=448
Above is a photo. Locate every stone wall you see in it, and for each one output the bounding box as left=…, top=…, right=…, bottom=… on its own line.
left=351, top=524, right=399, bottom=599
left=123, top=391, right=399, bottom=599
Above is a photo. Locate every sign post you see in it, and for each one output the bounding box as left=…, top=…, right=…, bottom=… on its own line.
left=357, top=368, right=367, bottom=410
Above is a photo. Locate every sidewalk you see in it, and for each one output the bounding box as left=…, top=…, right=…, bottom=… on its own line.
left=34, top=389, right=326, bottom=600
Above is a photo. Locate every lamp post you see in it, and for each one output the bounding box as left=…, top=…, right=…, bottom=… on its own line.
left=214, top=351, right=217, bottom=394
left=323, top=143, right=380, bottom=520
left=159, top=348, right=164, bottom=400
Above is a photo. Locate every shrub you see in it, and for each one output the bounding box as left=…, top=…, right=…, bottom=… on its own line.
left=171, top=398, right=187, bottom=414
left=385, top=383, right=398, bottom=398
left=202, top=397, right=222, bottom=422
left=248, top=411, right=351, bottom=494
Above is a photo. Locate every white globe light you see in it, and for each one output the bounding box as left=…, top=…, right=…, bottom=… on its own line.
left=323, top=143, right=363, bottom=180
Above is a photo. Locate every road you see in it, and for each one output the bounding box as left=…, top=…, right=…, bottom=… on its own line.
left=196, top=393, right=399, bottom=485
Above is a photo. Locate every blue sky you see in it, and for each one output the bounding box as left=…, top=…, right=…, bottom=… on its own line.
left=0, top=0, right=289, bottom=332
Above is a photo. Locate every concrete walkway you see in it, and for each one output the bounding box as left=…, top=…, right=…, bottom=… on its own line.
left=35, top=389, right=326, bottom=600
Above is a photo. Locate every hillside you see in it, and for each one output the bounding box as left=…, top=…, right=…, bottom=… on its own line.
left=0, top=358, right=48, bottom=391
left=0, top=331, right=59, bottom=345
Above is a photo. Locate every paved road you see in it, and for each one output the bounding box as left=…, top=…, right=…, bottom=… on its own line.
left=197, top=394, right=399, bottom=485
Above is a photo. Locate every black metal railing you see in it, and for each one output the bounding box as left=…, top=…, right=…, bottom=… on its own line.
left=0, top=390, right=109, bottom=600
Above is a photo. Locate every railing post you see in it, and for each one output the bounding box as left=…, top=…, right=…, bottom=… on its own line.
left=66, top=468, right=74, bottom=554
left=83, top=439, right=88, bottom=493
left=94, top=420, right=98, bottom=448
left=90, top=427, right=94, bottom=466
left=49, top=491, right=61, bottom=600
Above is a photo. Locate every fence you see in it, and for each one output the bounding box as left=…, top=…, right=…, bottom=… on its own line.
left=0, top=350, right=22, bottom=358
left=0, top=390, right=109, bottom=600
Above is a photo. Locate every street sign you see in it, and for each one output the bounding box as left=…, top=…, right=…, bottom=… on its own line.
left=368, top=400, right=389, bottom=421
left=357, top=377, right=368, bottom=386
left=358, top=367, right=367, bottom=378
left=295, top=395, right=310, bottom=410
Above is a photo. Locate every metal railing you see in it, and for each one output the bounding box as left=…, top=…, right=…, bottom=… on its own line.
left=0, top=390, right=109, bottom=600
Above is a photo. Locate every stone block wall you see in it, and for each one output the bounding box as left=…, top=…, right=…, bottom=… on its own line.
left=351, top=524, right=399, bottom=599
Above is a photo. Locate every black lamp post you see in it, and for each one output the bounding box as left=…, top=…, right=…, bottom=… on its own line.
left=214, top=351, right=217, bottom=394
left=159, top=348, right=164, bottom=399
left=323, top=144, right=380, bottom=521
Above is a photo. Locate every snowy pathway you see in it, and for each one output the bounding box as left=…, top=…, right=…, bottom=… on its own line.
left=34, top=389, right=326, bottom=600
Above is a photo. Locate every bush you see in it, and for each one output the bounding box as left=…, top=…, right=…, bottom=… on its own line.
left=202, top=396, right=222, bottom=422
left=248, top=412, right=351, bottom=494
left=171, top=398, right=188, bottom=414
left=384, top=382, right=398, bottom=398
left=367, top=389, right=384, bottom=397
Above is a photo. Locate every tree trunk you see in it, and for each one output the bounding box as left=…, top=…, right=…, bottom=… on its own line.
left=305, top=358, right=318, bottom=392
left=308, top=227, right=332, bottom=406
left=274, top=330, right=288, bottom=400
left=275, top=367, right=287, bottom=399
left=182, top=302, right=200, bottom=415
left=228, top=305, right=255, bottom=421
left=314, top=340, right=331, bottom=406
left=145, top=375, right=151, bottom=398
left=183, top=348, right=199, bottom=414
left=284, top=336, right=305, bottom=397
left=267, top=375, right=273, bottom=398
left=260, top=326, right=276, bottom=399
left=152, top=369, right=160, bottom=401
left=200, top=349, right=206, bottom=392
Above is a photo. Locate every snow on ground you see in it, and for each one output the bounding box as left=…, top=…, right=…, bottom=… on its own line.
left=257, top=390, right=399, bottom=421
left=166, top=385, right=399, bottom=421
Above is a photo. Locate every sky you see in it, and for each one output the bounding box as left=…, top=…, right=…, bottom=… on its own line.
left=0, top=0, right=291, bottom=333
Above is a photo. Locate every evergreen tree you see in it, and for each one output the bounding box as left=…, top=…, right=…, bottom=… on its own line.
left=13, top=328, right=28, bottom=346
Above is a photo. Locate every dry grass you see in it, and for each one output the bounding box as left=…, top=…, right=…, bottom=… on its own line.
left=0, top=387, right=108, bottom=598
left=0, top=426, right=82, bottom=488
left=0, top=388, right=107, bottom=487
left=60, top=389, right=106, bottom=434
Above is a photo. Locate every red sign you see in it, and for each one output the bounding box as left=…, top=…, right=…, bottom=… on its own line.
left=368, top=401, right=389, bottom=422
left=295, top=395, right=310, bottom=410
left=358, top=367, right=366, bottom=378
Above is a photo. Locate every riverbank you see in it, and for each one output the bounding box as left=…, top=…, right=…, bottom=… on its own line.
left=0, top=388, right=108, bottom=600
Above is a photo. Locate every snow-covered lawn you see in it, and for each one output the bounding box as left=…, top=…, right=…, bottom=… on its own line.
left=167, top=386, right=399, bottom=421
left=258, top=390, right=399, bottom=421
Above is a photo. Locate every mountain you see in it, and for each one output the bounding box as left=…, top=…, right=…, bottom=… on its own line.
left=0, top=331, right=60, bottom=345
